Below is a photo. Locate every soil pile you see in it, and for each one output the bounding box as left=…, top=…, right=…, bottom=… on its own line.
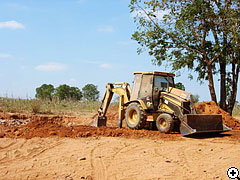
left=0, top=112, right=85, bottom=123
left=1, top=117, right=179, bottom=140
left=0, top=101, right=239, bottom=139
left=92, top=106, right=120, bottom=127
left=101, top=102, right=240, bottom=130
left=195, top=101, right=240, bottom=130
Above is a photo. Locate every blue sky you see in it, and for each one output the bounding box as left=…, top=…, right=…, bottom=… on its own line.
left=0, top=0, right=239, bottom=102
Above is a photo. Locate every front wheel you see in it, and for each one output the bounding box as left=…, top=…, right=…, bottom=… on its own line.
left=125, top=103, right=146, bottom=129
left=156, top=114, right=174, bottom=133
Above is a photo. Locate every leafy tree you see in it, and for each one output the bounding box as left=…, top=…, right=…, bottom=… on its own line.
left=192, top=94, right=200, bottom=103
left=175, top=82, right=185, bottom=91
left=82, top=84, right=100, bottom=101
left=130, top=0, right=240, bottom=115
left=35, top=84, right=55, bottom=101
left=55, top=84, right=82, bottom=101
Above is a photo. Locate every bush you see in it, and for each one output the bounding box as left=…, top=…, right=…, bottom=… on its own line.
left=30, top=100, right=42, bottom=114
left=35, top=84, right=55, bottom=101
left=82, top=84, right=100, bottom=101
left=55, top=84, right=83, bottom=101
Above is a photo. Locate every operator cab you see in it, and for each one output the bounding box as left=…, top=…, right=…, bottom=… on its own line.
left=130, top=71, right=175, bottom=110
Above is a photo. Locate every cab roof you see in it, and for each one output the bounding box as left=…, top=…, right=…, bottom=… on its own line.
left=133, top=71, right=175, bottom=77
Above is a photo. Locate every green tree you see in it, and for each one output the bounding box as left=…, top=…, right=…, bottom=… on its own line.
left=130, top=0, right=240, bottom=115
left=82, top=84, right=100, bottom=101
left=175, top=82, right=185, bottom=91
left=35, top=84, right=55, bottom=101
left=191, top=94, right=200, bottom=103
left=55, top=84, right=82, bottom=101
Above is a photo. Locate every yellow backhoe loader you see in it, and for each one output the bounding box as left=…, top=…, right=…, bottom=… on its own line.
left=93, top=71, right=231, bottom=136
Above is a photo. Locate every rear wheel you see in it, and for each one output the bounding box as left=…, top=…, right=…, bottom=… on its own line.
left=156, top=114, right=174, bottom=133
left=125, top=103, right=146, bottom=129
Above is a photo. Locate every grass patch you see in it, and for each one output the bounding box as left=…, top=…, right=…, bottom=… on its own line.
left=233, top=105, right=240, bottom=116
left=0, top=97, right=104, bottom=116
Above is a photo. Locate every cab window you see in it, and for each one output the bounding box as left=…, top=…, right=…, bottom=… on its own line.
left=154, top=76, right=173, bottom=91
left=139, top=75, right=153, bottom=97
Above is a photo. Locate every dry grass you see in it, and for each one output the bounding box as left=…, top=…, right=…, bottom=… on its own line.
left=0, top=97, right=102, bottom=116
left=232, top=105, right=240, bottom=121
left=1, top=97, right=238, bottom=119
left=233, top=105, right=240, bottom=115
left=234, top=116, right=240, bottom=121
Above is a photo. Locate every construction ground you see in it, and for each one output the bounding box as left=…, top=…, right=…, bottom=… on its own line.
left=0, top=101, right=240, bottom=180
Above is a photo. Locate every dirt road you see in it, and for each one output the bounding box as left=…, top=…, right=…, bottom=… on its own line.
left=0, top=102, right=240, bottom=180
left=0, top=131, right=240, bottom=180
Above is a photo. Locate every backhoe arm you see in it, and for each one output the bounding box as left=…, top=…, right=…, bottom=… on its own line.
left=93, top=82, right=131, bottom=127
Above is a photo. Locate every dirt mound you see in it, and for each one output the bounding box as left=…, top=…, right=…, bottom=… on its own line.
left=0, top=102, right=239, bottom=139
left=0, top=109, right=178, bottom=139
left=0, top=112, right=84, bottom=122
left=104, top=103, right=240, bottom=130
left=92, top=106, right=123, bottom=127
left=195, top=101, right=240, bottom=130
left=1, top=117, right=179, bottom=140
left=106, top=102, right=240, bottom=130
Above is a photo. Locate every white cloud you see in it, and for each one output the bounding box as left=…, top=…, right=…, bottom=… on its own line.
left=35, top=62, right=68, bottom=72
left=84, top=60, right=99, bottom=65
left=6, top=3, right=27, bottom=10
left=70, top=78, right=77, bottom=82
left=0, top=21, right=25, bottom=29
left=20, top=65, right=27, bottom=70
left=76, top=0, right=86, bottom=4
left=97, top=25, right=114, bottom=33
left=117, top=41, right=134, bottom=46
left=0, top=53, right=12, bottom=59
left=131, top=9, right=170, bottom=21
left=100, top=63, right=112, bottom=69
left=84, top=60, right=113, bottom=69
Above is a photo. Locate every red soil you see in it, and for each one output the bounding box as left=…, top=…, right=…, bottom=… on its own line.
left=0, top=101, right=239, bottom=139
left=195, top=101, right=240, bottom=130
left=1, top=117, right=179, bottom=140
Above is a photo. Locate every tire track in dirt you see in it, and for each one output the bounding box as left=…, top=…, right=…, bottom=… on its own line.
left=0, top=139, right=27, bottom=163
left=107, top=141, right=168, bottom=179
left=107, top=142, right=137, bottom=179
left=176, top=145, right=200, bottom=179
left=0, top=139, right=64, bottom=165
left=90, top=143, right=108, bottom=180
left=0, top=137, right=240, bottom=180
left=152, top=143, right=198, bottom=179
left=0, top=140, right=19, bottom=151
left=30, top=141, right=64, bottom=159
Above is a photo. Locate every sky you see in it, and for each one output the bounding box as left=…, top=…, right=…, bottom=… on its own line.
left=0, top=0, right=239, bottom=102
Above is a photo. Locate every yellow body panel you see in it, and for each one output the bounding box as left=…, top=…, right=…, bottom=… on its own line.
left=159, top=103, right=174, bottom=113
left=163, top=96, right=182, bottom=107
left=112, top=87, right=130, bottom=104
left=137, top=100, right=147, bottom=110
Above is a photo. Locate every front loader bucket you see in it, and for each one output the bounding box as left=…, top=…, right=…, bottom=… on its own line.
left=180, top=114, right=231, bottom=136
left=93, top=116, right=107, bottom=127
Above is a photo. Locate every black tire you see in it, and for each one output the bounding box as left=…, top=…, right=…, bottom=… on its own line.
left=125, top=103, right=146, bottom=129
left=156, top=114, right=174, bottom=133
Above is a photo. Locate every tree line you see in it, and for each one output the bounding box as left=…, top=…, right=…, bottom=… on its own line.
left=35, top=83, right=100, bottom=101
left=130, top=0, right=239, bottom=115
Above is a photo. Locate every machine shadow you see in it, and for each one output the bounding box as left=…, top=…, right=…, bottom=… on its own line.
left=185, top=132, right=232, bottom=139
